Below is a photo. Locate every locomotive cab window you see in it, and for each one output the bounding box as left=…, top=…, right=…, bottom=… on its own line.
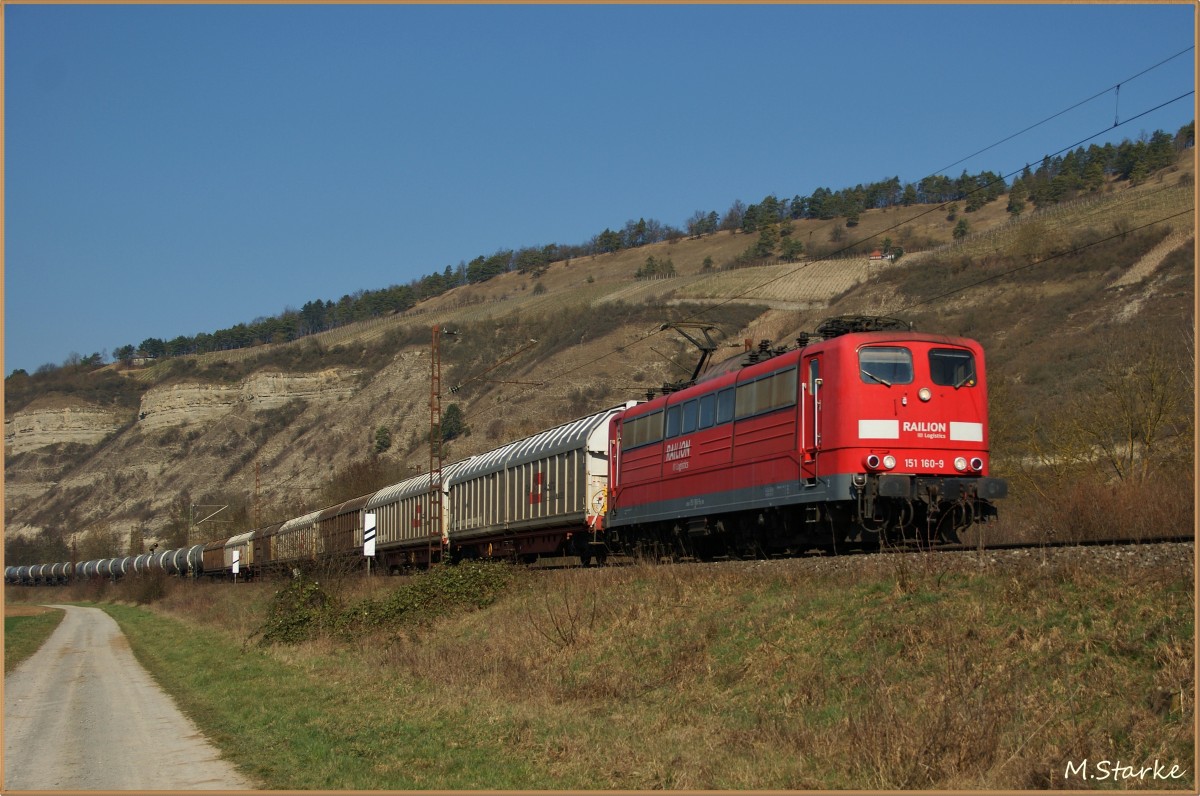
left=859, top=347, right=912, bottom=386
left=716, top=388, right=735, bottom=424
left=929, top=348, right=977, bottom=388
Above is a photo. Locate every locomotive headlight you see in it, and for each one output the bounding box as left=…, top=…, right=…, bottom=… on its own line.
left=955, top=457, right=968, bottom=472
left=882, top=455, right=896, bottom=470
left=865, top=454, right=882, bottom=470
left=918, top=387, right=932, bottom=402
left=970, top=457, right=984, bottom=472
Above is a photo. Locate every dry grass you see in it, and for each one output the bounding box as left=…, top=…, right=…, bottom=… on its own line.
left=32, top=545, right=1189, bottom=791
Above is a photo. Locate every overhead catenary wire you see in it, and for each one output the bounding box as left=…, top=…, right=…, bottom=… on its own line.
left=898, top=208, right=1194, bottom=313
left=455, top=54, right=1194, bottom=427
left=521, top=90, right=1195, bottom=393
left=666, top=89, right=1195, bottom=329
left=932, top=45, right=1192, bottom=177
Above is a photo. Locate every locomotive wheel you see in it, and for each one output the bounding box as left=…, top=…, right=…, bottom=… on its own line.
left=859, top=528, right=883, bottom=552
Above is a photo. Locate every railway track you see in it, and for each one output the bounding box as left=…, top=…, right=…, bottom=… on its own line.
left=526, top=533, right=1195, bottom=570
left=923, top=533, right=1195, bottom=555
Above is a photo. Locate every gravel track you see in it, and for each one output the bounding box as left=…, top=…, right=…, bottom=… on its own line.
left=680, top=539, right=1195, bottom=580
left=3, top=604, right=252, bottom=791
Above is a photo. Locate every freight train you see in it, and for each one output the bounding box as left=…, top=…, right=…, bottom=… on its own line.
left=6, top=317, right=1007, bottom=585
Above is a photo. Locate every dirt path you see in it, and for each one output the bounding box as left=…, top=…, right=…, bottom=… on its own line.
left=3, top=604, right=254, bottom=791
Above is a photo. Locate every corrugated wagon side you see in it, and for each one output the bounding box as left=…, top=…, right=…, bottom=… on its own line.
left=271, top=510, right=323, bottom=574
left=251, top=522, right=284, bottom=575
left=447, top=405, right=627, bottom=564
left=365, top=461, right=470, bottom=573
left=202, top=538, right=231, bottom=578
left=316, top=493, right=373, bottom=566
left=223, top=531, right=256, bottom=578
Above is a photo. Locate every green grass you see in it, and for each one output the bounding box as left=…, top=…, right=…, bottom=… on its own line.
left=102, top=599, right=552, bottom=790
left=89, top=551, right=1194, bottom=791
left=5, top=608, right=65, bottom=673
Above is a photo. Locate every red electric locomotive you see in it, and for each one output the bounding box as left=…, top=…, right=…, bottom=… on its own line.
left=604, top=317, right=1007, bottom=557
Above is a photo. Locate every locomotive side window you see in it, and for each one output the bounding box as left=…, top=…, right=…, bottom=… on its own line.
left=665, top=406, right=682, bottom=438
left=735, top=367, right=798, bottom=419
left=859, top=347, right=913, bottom=386
left=682, top=399, right=699, bottom=434
left=624, top=410, right=664, bottom=449
left=716, top=388, right=735, bottom=424
left=698, top=394, right=716, bottom=429
left=929, top=348, right=977, bottom=388
left=771, top=368, right=798, bottom=408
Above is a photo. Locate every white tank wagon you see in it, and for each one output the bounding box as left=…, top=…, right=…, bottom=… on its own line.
left=447, top=404, right=632, bottom=565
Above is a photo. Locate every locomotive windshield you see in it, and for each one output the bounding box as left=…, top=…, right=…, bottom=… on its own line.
left=929, top=348, right=977, bottom=388
left=859, top=347, right=913, bottom=386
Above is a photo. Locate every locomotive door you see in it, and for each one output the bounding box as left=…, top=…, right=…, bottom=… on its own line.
left=802, top=354, right=822, bottom=484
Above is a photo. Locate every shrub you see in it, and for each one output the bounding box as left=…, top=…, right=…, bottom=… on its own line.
left=252, top=575, right=334, bottom=646
left=253, top=560, right=517, bottom=646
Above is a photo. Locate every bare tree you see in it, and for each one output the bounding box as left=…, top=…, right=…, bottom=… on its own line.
left=1070, top=337, right=1191, bottom=483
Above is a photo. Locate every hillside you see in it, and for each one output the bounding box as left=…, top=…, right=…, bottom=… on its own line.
left=4, top=151, right=1194, bottom=560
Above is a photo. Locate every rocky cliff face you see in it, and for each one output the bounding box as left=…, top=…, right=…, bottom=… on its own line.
left=3, top=367, right=370, bottom=540
left=5, top=397, right=128, bottom=457
left=136, top=369, right=359, bottom=431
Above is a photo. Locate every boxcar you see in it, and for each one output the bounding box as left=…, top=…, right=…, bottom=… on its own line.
left=316, top=493, right=372, bottom=563
left=202, top=538, right=230, bottom=577
left=251, top=522, right=284, bottom=575
left=447, top=404, right=631, bottom=564
left=223, top=531, right=256, bottom=578
left=272, top=510, right=323, bottom=573
left=366, top=461, right=472, bottom=572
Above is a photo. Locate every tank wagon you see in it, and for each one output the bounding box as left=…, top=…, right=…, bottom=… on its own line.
left=8, top=543, right=210, bottom=585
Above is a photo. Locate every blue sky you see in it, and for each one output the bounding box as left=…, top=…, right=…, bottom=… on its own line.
left=4, top=3, right=1195, bottom=377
